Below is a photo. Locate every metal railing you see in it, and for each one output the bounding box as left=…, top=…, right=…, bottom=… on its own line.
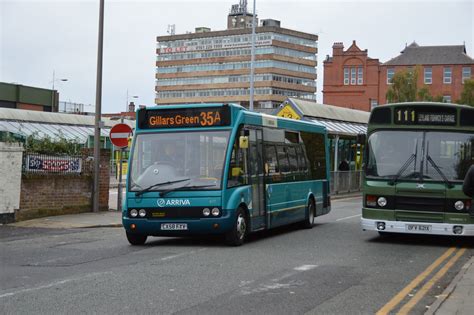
left=330, top=170, right=363, bottom=195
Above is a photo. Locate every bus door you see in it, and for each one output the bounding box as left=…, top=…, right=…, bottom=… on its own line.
left=248, top=128, right=266, bottom=230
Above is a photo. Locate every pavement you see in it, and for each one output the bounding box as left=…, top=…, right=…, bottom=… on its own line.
left=9, top=210, right=122, bottom=229
left=427, top=256, right=474, bottom=315
left=3, top=196, right=473, bottom=314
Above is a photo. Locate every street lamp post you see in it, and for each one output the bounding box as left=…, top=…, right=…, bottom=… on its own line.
left=126, top=90, right=139, bottom=111
left=249, top=0, right=257, bottom=111
left=51, top=70, right=68, bottom=112
left=93, top=0, right=105, bottom=213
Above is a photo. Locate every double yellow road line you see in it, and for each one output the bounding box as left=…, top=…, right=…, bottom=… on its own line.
left=377, top=246, right=467, bottom=315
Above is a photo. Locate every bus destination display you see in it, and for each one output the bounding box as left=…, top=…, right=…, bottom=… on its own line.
left=394, top=107, right=457, bottom=126
left=139, top=106, right=231, bottom=129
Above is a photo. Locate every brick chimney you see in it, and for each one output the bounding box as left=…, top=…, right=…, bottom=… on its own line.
left=128, top=101, right=135, bottom=112
left=332, top=42, right=344, bottom=56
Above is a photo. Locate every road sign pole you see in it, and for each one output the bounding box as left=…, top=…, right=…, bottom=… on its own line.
left=117, top=147, right=123, bottom=212
left=109, top=123, right=133, bottom=212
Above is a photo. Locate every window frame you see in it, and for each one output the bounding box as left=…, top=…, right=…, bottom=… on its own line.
left=424, top=67, right=433, bottom=84
left=462, top=67, right=472, bottom=83
left=387, top=68, right=395, bottom=85
left=443, top=67, right=452, bottom=84
left=343, top=67, right=349, bottom=85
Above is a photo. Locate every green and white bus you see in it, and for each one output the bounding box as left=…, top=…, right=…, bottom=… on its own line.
left=124, top=103, right=331, bottom=245
left=361, top=102, right=474, bottom=236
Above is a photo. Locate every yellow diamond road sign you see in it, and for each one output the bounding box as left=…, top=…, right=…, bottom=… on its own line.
left=277, top=105, right=301, bottom=120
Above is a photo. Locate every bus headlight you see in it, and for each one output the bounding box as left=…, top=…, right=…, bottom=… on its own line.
left=139, top=209, right=147, bottom=217
left=454, top=201, right=465, bottom=211
left=377, top=197, right=387, bottom=207
left=203, top=208, right=211, bottom=217
left=211, top=208, right=220, bottom=216
left=130, top=209, right=138, bottom=217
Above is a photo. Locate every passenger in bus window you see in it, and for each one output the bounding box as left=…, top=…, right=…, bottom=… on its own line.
left=338, top=159, right=349, bottom=171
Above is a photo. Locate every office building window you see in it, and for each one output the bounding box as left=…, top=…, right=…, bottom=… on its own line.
left=357, top=67, right=363, bottom=85
left=443, top=67, right=452, bottom=84
left=350, top=67, right=356, bottom=85
left=344, top=68, right=349, bottom=85
left=424, top=67, right=432, bottom=84
left=387, top=68, right=394, bottom=84
left=462, top=67, right=472, bottom=83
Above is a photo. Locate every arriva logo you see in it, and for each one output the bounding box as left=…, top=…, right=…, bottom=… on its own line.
left=157, top=199, right=191, bottom=207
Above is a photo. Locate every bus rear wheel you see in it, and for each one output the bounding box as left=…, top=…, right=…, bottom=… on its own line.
left=302, top=198, right=315, bottom=229
left=126, top=232, right=147, bottom=245
left=225, top=208, right=248, bottom=246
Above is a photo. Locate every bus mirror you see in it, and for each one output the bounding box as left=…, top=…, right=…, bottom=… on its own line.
left=239, top=136, right=249, bottom=149
left=232, top=167, right=242, bottom=176
left=356, top=134, right=366, bottom=144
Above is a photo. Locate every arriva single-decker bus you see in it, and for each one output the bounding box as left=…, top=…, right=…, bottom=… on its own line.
left=123, top=103, right=331, bottom=246
left=361, top=102, right=474, bottom=236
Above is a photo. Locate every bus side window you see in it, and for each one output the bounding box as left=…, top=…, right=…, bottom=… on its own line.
left=301, top=132, right=326, bottom=180
left=227, top=129, right=248, bottom=188
left=287, top=146, right=298, bottom=172
left=276, top=145, right=290, bottom=173
left=264, top=145, right=280, bottom=181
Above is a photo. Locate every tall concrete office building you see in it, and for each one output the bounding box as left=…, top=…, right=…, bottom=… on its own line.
left=155, top=1, right=318, bottom=112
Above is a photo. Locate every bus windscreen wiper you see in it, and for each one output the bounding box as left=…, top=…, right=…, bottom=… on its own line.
left=159, top=184, right=217, bottom=197
left=388, top=153, right=416, bottom=186
left=135, top=178, right=190, bottom=196
left=426, top=155, right=454, bottom=188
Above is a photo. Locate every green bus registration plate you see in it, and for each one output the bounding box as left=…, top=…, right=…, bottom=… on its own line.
left=161, top=223, right=188, bottom=230
left=405, top=224, right=432, bottom=232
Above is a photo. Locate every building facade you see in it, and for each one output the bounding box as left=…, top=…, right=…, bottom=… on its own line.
left=323, top=42, right=474, bottom=111
left=322, top=41, right=380, bottom=111
left=380, top=42, right=474, bottom=104
left=155, top=2, right=318, bottom=112
left=0, top=82, right=58, bottom=112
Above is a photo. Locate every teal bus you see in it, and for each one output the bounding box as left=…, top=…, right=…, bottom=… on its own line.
left=361, top=102, right=474, bottom=236
left=123, top=103, right=331, bottom=245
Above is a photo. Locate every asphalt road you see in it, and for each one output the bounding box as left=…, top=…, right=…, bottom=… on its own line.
left=1, top=197, right=473, bottom=314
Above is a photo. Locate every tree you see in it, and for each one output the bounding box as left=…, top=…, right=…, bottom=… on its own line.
left=386, top=66, right=441, bottom=103
left=386, top=68, right=418, bottom=103
left=457, top=79, right=474, bottom=107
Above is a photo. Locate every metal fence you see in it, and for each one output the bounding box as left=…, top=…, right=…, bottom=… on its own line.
left=22, top=153, right=92, bottom=175
left=330, top=170, right=363, bottom=195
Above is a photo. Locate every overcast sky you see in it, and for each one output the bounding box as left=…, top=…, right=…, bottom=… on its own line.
left=1, top=0, right=473, bottom=113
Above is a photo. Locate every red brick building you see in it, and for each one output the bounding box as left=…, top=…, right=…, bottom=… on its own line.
left=323, top=41, right=474, bottom=111
left=323, top=41, right=380, bottom=111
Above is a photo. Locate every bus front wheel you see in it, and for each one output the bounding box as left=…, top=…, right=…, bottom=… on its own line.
left=225, top=208, right=248, bottom=246
left=302, top=198, right=315, bottom=229
left=126, top=232, right=148, bottom=245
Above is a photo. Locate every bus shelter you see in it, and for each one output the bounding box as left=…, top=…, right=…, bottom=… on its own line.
left=0, top=108, right=134, bottom=179
left=274, top=98, right=369, bottom=195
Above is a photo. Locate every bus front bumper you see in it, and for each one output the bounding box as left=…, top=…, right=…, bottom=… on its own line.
left=361, top=218, right=474, bottom=236
left=123, top=215, right=233, bottom=236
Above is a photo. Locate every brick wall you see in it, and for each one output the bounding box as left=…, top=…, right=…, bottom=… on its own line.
left=17, top=149, right=110, bottom=221
left=323, top=41, right=380, bottom=111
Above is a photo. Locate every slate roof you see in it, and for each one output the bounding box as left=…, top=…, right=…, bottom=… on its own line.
left=383, top=42, right=474, bottom=66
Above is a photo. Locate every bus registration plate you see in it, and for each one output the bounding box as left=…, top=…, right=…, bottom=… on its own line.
left=161, top=223, right=188, bottom=230
left=405, top=224, right=432, bottom=232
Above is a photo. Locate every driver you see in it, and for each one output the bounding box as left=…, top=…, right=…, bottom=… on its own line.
left=161, top=143, right=177, bottom=164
